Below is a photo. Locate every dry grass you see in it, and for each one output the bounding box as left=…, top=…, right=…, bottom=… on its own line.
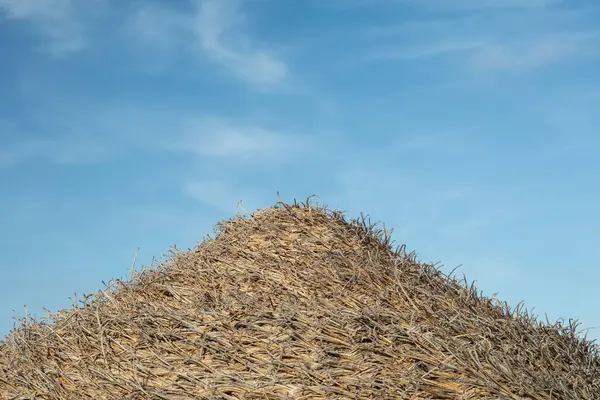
left=1, top=198, right=598, bottom=399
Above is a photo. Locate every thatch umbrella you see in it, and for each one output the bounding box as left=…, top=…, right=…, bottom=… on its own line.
left=1, top=199, right=599, bottom=399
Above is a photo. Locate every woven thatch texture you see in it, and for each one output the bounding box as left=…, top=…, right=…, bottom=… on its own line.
left=1, top=200, right=599, bottom=399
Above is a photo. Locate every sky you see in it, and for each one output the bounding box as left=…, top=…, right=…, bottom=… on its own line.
left=0, top=0, right=599, bottom=342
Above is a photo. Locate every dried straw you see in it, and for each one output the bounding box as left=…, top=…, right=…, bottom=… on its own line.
left=1, top=198, right=598, bottom=399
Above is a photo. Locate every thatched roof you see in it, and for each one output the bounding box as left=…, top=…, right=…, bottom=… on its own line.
left=1, top=199, right=599, bottom=399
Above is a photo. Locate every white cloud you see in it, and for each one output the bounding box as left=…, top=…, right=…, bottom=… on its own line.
left=0, top=0, right=97, bottom=55
left=0, top=103, right=307, bottom=168
left=174, top=118, right=304, bottom=160
left=125, top=0, right=289, bottom=88
left=193, top=0, right=288, bottom=87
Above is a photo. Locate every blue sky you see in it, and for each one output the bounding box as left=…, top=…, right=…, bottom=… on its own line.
left=1, top=0, right=599, bottom=341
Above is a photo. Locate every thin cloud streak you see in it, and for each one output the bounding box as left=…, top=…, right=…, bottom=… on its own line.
left=368, top=40, right=484, bottom=61
left=363, top=4, right=600, bottom=72
left=319, top=0, right=560, bottom=10
left=469, top=32, right=600, bottom=72
left=409, top=0, right=561, bottom=10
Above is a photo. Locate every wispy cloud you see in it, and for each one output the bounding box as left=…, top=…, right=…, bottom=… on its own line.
left=468, top=32, right=600, bottom=72
left=364, top=4, right=599, bottom=72
left=126, top=0, right=289, bottom=88
left=320, top=0, right=560, bottom=10
left=369, top=40, right=484, bottom=61
left=192, top=0, right=288, bottom=88
left=367, top=34, right=599, bottom=71
left=0, top=0, right=100, bottom=55
left=128, top=4, right=185, bottom=49
left=0, top=102, right=308, bottom=169
left=173, top=118, right=305, bottom=160
left=0, top=0, right=289, bottom=84
left=408, top=0, right=561, bottom=10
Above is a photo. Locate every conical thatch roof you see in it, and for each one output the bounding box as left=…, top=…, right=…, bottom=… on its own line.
left=1, top=200, right=599, bottom=399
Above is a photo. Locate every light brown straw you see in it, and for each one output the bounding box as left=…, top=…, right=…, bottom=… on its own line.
left=1, top=197, right=598, bottom=399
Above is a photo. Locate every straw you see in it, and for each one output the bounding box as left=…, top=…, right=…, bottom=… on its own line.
left=1, top=198, right=598, bottom=399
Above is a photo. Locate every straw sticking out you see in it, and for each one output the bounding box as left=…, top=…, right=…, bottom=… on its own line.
left=1, top=198, right=598, bottom=399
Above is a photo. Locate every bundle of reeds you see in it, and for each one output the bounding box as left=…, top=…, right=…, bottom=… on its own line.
left=1, top=199, right=598, bottom=399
